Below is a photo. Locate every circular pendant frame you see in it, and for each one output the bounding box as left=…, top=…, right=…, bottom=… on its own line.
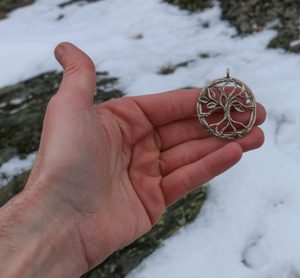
left=197, top=71, right=257, bottom=140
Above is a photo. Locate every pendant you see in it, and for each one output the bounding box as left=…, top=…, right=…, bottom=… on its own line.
left=197, top=69, right=257, bottom=139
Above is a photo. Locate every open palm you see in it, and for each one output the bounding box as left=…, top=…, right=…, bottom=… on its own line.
left=26, top=43, right=266, bottom=273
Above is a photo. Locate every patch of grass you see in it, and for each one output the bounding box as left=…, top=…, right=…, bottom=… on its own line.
left=220, top=0, right=300, bottom=53
left=158, top=60, right=194, bottom=75
left=199, top=53, right=210, bottom=59
left=0, top=0, right=35, bottom=19
left=58, top=0, right=101, bottom=8
left=163, top=0, right=212, bottom=12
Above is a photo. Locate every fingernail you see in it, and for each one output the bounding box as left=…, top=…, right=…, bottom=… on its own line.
left=55, top=43, right=67, bottom=65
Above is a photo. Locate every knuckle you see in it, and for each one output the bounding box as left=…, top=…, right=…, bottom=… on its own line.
left=64, top=61, right=81, bottom=77
left=159, top=156, right=167, bottom=176
left=46, top=94, right=64, bottom=112
left=47, top=94, right=59, bottom=109
left=170, top=94, right=184, bottom=117
left=64, top=57, right=95, bottom=78
left=203, top=158, right=214, bottom=180
left=181, top=172, right=193, bottom=191
left=154, top=129, right=163, bottom=150
left=181, top=150, right=191, bottom=166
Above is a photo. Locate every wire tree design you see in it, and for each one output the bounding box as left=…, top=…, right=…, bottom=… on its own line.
left=197, top=74, right=257, bottom=139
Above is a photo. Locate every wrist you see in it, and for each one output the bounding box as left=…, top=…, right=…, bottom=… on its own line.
left=0, top=180, right=88, bottom=277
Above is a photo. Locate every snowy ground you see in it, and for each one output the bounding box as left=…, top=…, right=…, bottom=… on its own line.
left=1, top=0, right=300, bottom=277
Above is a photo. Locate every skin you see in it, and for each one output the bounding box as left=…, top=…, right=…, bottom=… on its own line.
left=0, top=43, right=266, bottom=277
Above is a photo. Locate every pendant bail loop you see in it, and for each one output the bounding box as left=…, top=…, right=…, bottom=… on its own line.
left=226, top=68, right=230, bottom=78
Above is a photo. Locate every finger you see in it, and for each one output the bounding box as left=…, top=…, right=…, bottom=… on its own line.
left=132, top=89, right=199, bottom=126
left=161, top=143, right=243, bottom=206
left=157, top=103, right=266, bottom=150
left=54, top=42, right=96, bottom=106
left=132, top=87, right=266, bottom=127
left=160, top=126, right=264, bottom=176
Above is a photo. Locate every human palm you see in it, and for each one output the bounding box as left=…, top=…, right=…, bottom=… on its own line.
left=26, top=43, right=266, bottom=272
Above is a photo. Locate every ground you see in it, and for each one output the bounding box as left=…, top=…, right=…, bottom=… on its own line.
left=0, top=0, right=300, bottom=277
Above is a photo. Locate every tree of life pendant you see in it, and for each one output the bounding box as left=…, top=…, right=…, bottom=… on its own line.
left=196, top=69, right=257, bottom=139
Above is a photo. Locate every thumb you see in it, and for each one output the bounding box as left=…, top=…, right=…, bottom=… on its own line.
left=54, top=42, right=96, bottom=105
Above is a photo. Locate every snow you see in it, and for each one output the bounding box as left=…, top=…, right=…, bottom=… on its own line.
left=0, top=153, right=36, bottom=187
left=1, top=0, right=300, bottom=277
left=290, top=39, right=300, bottom=48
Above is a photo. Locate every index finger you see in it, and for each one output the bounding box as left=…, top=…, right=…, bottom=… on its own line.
left=132, top=88, right=199, bottom=126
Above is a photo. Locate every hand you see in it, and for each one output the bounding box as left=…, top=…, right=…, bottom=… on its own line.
left=4, top=43, right=266, bottom=276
